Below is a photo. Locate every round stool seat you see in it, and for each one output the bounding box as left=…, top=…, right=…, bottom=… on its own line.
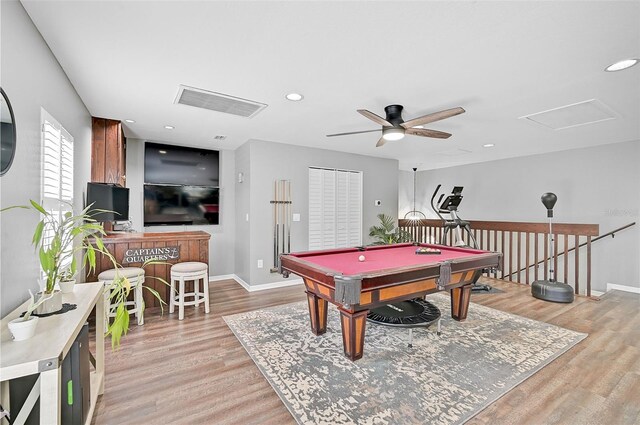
left=99, top=267, right=145, bottom=281
left=99, top=267, right=146, bottom=333
left=170, top=262, right=210, bottom=320
left=171, top=262, right=207, bottom=274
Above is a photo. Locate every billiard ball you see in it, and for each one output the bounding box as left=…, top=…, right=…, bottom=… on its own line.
left=358, top=255, right=365, bottom=262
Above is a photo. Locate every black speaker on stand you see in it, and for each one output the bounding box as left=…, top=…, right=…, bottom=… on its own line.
left=531, top=193, right=575, bottom=303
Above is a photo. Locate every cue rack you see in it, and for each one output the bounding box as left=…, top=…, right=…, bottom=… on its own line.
left=270, top=180, right=292, bottom=273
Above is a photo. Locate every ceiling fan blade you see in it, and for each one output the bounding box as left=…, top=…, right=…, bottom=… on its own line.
left=326, top=129, right=380, bottom=137
left=401, top=107, right=465, bottom=129
left=376, top=137, right=387, bottom=147
left=405, top=128, right=452, bottom=139
left=358, top=109, right=393, bottom=127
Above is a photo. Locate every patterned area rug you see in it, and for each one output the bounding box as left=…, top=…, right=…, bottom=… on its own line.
left=224, top=294, right=586, bottom=425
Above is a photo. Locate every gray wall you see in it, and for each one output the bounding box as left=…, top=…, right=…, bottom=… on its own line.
left=125, top=139, right=236, bottom=276
left=399, top=141, right=640, bottom=292
left=239, top=140, right=399, bottom=287
left=234, top=142, right=251, bottom=283
left=0, top=0, right=92, bottom=315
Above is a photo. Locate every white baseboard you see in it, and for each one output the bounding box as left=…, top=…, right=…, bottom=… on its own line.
left=229, top=274, right=302, bottom=292
left=606, top=283, right=640, bottom=294
left=209, top=274, right=235, bottom=282
left=590, top=289, right=604, bottom=297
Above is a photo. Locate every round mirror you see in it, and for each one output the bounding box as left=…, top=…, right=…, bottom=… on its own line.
left=1, top=88, right=17, bottom=176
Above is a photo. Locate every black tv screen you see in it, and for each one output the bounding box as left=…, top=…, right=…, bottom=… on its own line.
left=86, top=183, right=130, bottom=222
left=144, top=185, right=219, bottom=226
left=144, top=142, right=219, bottom=186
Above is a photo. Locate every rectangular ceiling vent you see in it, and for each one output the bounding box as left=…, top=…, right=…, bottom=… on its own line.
left=520, top=99, right=617, bottom=130
left=174, top=85, right=267, bottom=118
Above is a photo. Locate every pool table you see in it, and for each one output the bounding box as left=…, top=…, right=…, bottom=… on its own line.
left=280, top=243, right=502, bottom=361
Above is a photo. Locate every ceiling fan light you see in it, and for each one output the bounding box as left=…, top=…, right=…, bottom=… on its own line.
left=382, top=127, right=405, bottom=141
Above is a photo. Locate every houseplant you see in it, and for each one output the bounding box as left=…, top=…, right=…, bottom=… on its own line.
left=369, top=213, right=412, bottom=245
left=7, top=290, right=53, bottom=341
left=2, top=200, right=166, bottom=347
left=58, top=265, right=76, bottom=294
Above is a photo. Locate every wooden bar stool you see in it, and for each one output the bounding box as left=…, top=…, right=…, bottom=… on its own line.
left=170, top=262, right=210, bottom=320
left=99, top=267, right=145, bottom=333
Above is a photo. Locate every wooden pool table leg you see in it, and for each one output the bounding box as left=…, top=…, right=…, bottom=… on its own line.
left=306, top=292, right=328, bottom=335
left=339, top=308, right=368, bottom=361
left=450, top=283, right=472, bottom=321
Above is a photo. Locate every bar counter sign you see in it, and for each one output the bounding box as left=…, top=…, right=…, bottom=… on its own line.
left=122, top=246, right=180, bottom=264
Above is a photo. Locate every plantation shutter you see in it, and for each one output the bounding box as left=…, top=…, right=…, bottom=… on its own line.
left=308, top=167, right=362, bottom=250
left=347, top=171, right=362, bottom=246
left=41, top=109, right=74, bottom=270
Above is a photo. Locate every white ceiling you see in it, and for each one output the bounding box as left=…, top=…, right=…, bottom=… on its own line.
left=22, top=1, right=640, bottom=170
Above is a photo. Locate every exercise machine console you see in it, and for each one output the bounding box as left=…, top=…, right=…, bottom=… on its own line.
left=431, top=185, right=491, bottom=292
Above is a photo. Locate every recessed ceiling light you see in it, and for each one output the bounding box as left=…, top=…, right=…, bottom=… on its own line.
left=483, top=143, right=495, bottom=148
left=413, top=125, right=424, bottom=129
left=164, top=125, right=174, bottom=130
left=159, top=150, right=167, bottom=154
left=124, top=119, right=135, bottom=123
left=605, top=59, right=638, bottom=72
left=285, top=93, right=304, bottom=101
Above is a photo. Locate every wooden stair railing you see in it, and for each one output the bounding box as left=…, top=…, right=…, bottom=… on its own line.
left=398, top=219, right=601, bottom=297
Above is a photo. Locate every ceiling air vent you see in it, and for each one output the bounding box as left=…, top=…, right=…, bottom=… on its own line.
left=174, top=85, right=267, bottom=118
left=520, top=99, right=617, bottom=130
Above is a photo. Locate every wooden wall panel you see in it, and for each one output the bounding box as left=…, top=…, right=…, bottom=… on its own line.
left=89, top=231, right=211, bottom=308
left=91, top=117, right=126, bottom=186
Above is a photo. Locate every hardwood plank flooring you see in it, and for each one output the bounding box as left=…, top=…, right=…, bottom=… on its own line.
left=92, top=278, right=640, bottom=424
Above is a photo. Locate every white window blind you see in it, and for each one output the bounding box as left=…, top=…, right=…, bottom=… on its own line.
left=309, top=167, right=362, bottom=250
left=41, top=109, right=74, bottom=269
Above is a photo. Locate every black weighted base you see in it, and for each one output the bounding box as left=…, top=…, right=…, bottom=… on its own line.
left=531, top=280, right=574, bottom=303
left=367, top=298, right=441, bottom=328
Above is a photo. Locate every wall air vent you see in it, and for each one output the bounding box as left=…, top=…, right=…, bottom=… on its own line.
left=520, top=99, right=617, bottom=130
left=174, top=85, right=267, bottom=118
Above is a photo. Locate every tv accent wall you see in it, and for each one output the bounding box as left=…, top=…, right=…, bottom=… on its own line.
left=144, top=142, right=220, bottom=226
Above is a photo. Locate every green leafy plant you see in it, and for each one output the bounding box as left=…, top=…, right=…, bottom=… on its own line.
left=369, top=213, right=412, bottom=245
left=2, top=200, right=105, bottom=294
left=2, top=200, right=167, bottom=348
left=103, top=260, right=167, bottom=348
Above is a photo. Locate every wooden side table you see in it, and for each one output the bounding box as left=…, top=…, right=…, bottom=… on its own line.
left=0, top=282, right=105, bottom=425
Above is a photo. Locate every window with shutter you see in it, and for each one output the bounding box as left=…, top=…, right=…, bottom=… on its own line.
left=41, top=108, right=74, bottom=270
left=308, top=167, right=362, bottom=250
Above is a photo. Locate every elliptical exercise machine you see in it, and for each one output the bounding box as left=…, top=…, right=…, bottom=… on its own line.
left=431, top=185, right=492, bottom=292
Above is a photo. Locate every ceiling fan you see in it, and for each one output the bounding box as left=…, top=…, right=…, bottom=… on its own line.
left=326, top=105, right=465, bottom=147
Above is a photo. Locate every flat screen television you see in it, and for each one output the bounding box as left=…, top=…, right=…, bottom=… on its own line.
left=144, top=184, right=219, bottom=226
left=144, top=142, right=219, bottom=186
left=86, top=183, right=130, bottom=222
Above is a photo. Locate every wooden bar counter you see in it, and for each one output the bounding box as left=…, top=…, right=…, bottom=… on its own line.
left=88, top=231, right=211, bottom=307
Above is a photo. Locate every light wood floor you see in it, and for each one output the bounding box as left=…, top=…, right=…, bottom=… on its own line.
left=92, top=278, right=640, bottom=425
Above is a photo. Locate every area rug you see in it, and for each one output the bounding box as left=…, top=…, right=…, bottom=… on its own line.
left=223, top=294, right=586, bottom=425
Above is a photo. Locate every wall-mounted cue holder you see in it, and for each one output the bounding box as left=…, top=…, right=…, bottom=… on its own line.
left=270, top=180, right=292, bottom=273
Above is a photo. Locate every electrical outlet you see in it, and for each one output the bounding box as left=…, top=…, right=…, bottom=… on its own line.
left=245, top=213, right=249, bottom=222
left=257, top=259, right=263, bottom=268
left=293, top=213, right=301, bottom=222
left=374, top=200, right=382, bottom=206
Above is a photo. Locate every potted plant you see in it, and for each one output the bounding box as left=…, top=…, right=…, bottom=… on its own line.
left=2, top=200, right=167, bottom=348
left=7, top=290, right=53, bottom=341
left=58, top=266, right=76, bottom=294
left=369, top=213, right=412, bottom=245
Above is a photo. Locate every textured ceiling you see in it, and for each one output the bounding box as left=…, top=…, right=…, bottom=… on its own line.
left=22, top=1, right=640, bottom=170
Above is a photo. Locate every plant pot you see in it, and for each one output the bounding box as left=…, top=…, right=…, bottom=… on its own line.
left=59, top=279, right=76, bottom=294
left=8, top=316, right=39, bottom=341
left=35, top=290, right=63, bottom=314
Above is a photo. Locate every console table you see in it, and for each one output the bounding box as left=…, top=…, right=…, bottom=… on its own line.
left=0, top=282, right=105, bottom=425
left=88, top=231, right=211, bottom=307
